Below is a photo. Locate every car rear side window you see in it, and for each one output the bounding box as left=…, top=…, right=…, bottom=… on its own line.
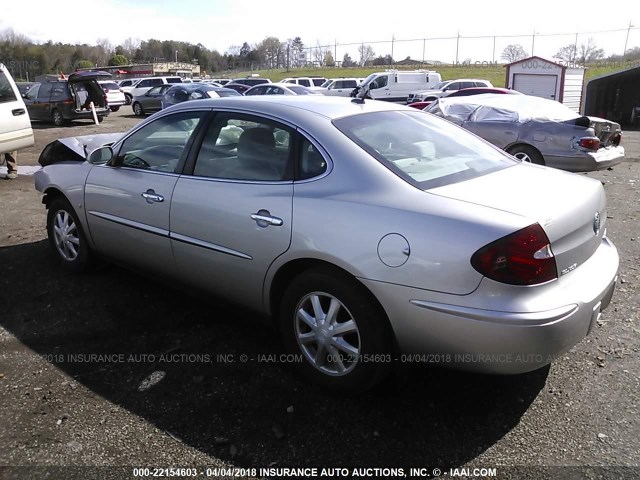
left=298, top=138, right=327, bottom=180
left=333, top=110, right=514, bottom=189
left=50, top=84, right=69, bottom=101
left=0, top=70, right=17, bottom=104
left=192, top=113, right=294, bottom=182
left=116, top=111, right=205, bottom=172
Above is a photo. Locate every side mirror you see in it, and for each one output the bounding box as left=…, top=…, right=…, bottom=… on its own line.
left=88, top=146, right=114, bottom=165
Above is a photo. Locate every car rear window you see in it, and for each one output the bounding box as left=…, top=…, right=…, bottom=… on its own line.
left=288, top=85, right=313, bottom=95
left=0, top=70, right=17, bottom=104
left=102, top=82, right=120, bottom=90
left=211, top=90, right=240, bottom=98
left=333, top=110, right=515, bottom=189
left=166, top=77, right=182, bottom=84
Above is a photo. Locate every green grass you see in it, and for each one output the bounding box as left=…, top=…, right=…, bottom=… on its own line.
left=224, top=63, right=625, bottom=87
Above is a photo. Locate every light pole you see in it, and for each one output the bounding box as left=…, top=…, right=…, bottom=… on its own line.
left=623, top=21, right=634, bottom=60
left=175, top=50, right=178, bottom=63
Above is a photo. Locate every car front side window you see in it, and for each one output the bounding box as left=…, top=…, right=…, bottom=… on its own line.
left=116, top=111, right=205, bottom=172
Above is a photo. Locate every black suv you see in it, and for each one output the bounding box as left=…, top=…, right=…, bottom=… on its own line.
left=23, top=71, right=111, bottom=126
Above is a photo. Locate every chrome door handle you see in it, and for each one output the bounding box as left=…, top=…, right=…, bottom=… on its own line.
left=141, top=189, right=164, bottom=203
left=251, top=210, right=283, bottom=227
left=12, top=108, right=26, bottom=116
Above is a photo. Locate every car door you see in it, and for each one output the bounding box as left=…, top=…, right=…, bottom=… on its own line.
left=142, top=86, right=165, bottom=111
left=169, top=112, right=295, bottom=312
left=84, top=110, right=207, bottom=276
left=31, top=83, right=54, bottom=121
left=0, top=66, right=33, bottom=153
left=462, top=106, right=519, bottom=148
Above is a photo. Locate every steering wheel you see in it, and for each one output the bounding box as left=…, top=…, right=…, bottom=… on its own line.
left=124, top=155, right=151, bottom=169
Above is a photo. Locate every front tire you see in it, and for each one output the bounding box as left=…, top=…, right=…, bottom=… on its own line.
left=124, top=94, right=132, bottom=105
left=508, top=145, right=545, bottom=165
left=46, top=198, right=93, bottom=272
left=279, top=268, right=391, bottom=393
left=133, top=102, right=144, bottom=116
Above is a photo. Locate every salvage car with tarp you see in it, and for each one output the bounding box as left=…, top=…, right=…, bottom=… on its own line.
left=425, top=94, right=625, bottom=172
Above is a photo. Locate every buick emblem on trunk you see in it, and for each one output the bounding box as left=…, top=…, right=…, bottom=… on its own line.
left=593, top=212, right=601, bottom=235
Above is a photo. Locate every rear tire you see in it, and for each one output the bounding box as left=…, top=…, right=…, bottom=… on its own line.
left=110, top=106, right=120, bottom=112
left=133, top=102, right=144, bottom=116
left=52, top=109, right=65, bottom=127
left=279, top=268, right=392, bottom=393
left=508, top=145, right=545, bottom=165
left=46, top=198, right=94, bottom=273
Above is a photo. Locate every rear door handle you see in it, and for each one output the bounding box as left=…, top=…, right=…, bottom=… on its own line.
left=141, top=189, right=164, bottom=203
left=251, top=210, right=283, bottom=227
left=12, top=109, right=25, bottom=116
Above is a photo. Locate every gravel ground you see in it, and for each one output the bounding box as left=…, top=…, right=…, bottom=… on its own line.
left=0, top=111, right=639, bottom=480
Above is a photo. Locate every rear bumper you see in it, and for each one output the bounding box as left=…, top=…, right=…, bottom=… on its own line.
left=65, top=109, right=109, bottom=120
left=360, top=235, right=619, bottom=374
left=546, top=146, right=625, bottom=172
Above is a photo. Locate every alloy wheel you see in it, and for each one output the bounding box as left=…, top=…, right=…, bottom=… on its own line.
left=52, top=210, right=80, bottom=261
left=294, top=291, right=361, bottom=376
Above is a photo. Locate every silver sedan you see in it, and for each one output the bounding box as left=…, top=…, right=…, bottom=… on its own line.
left=34, top=96, right=619, bottom=393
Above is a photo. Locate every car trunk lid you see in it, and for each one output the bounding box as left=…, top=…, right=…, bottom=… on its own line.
left=430, top=164, right=607, bottom=280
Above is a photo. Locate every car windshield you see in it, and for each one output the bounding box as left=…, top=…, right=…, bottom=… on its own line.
left=333, top=110, right=515, bottom=189
left=431, top=81, right=448, bottom=90
left=320, top=80, right=332, bottom=88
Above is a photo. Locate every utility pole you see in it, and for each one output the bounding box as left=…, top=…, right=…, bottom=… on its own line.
left=492, top=36, right=496, bottom=63
left=531, top=29, right=536, bottom=56
left=334, top=39, right=337, bottom=66
left=422, top=38, right=426, bottom=65
left=573, top=32, right=578, bottom=63
left=455, top=31, right=460, bottom=64
left=391, top=34, right=395, bottom=66
left=623, top=21, right=633, bottom=60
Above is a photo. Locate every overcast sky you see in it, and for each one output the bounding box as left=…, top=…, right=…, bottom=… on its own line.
left=1, top=0, right=638, bottom=63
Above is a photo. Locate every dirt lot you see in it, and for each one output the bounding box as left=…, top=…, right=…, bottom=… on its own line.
left=1, top=111, right=639, bottom=479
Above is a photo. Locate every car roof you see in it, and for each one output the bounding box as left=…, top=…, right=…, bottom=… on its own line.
left=161, top=95, right=412, bottom=121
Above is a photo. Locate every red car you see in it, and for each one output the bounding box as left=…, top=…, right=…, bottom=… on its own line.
left=408, top=87, right=520, bottom=109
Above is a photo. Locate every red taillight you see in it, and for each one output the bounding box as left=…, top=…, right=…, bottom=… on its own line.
left=471, top=223, right=557, bottom=286
left=578, top=137, right=600, bottom=151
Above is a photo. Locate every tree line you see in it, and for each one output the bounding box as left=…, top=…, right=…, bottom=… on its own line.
left=0, top=28, right=394, bottom=80
left=500, top=37, right=640, bottom=64
left=2, top=27, right=639, bottom=81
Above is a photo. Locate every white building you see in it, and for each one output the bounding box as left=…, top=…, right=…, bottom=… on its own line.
left=504, top=56, right=586, bottom=113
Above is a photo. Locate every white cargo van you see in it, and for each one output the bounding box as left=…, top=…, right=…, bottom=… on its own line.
left=353, top=70, right=441, bottom=103
left=0, top=63, right=34, bottom=156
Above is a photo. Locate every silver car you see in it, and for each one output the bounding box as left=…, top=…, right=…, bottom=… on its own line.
left=34, top=96, right=619, bottom=393
left=425, top=94, right=625, bottom=172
